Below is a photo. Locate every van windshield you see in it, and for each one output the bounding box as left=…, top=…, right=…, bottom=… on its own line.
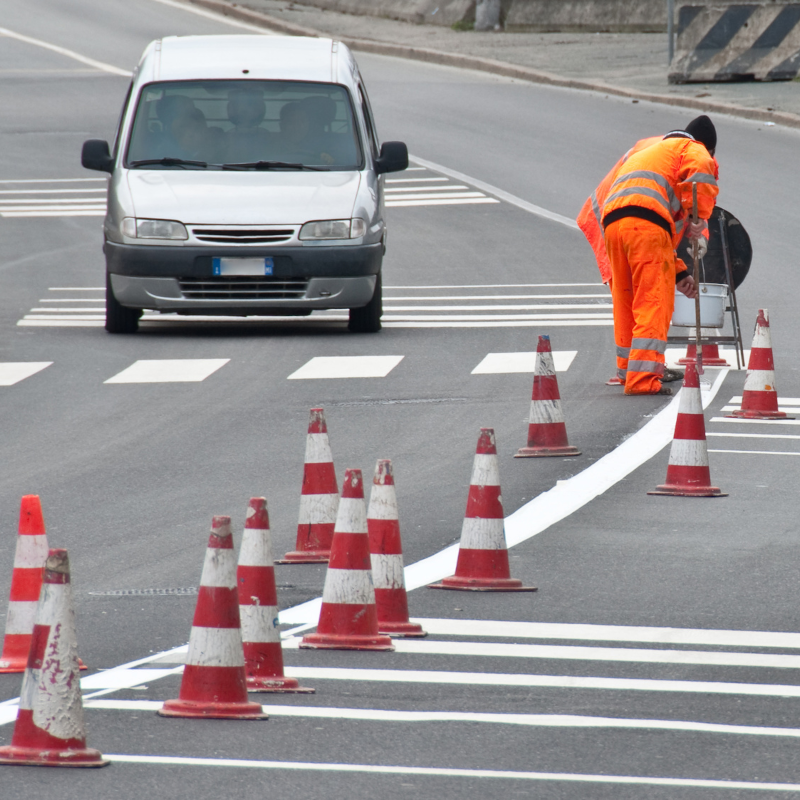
left=125, top=81, right=363, bottom=170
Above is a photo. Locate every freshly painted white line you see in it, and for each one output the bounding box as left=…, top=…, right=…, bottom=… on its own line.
left=24, top=315, right=104, bottom=321
left=281, top=666, right=800, bottom=698
left=80, top=668, right=178, bottom=690
left=0, top=189, right=107, bottom=194
left=17, top=320, right=104, bottom=327
left=385, top=294, right=608, bottom=300
left=728, top=396, right=800, bottom=404
left=410, top=155, right=578, bottom=230
left=384, top=284, right=598, bottom=289
left=49, top=287, right=104, bottom=290
left=385, top=304, right=610, bottom=311
left=104, top=359, right=230, bottom=384
left=707, top=432, right=800, bottom=440
left=0, top=362, right=52, bottom=386
left=31, top=308, right=107, bottom=313
left=146, top=0, right=278, bottom=32
left=710, top=417, right=800, bottom=427
left=386, top=198, right=499, bottom=207
left=383, top=319, right=614, bottom=328
left=0, top=27, right=131, bottom=75
left=79, top=698, right=800, bottom=738
left=0, top=198, right=106, bottom=204
left=410, top=618, right=800, bottom=649
left=472, top=351, right=577, bottom=374
left=38, top=299, right=104, bottom=302
left=383, top=314, right=611, bottom=321
left=708, top=449, right=800, bottom=456
left=287, top=355, right=404, bottom=380
left=281, top=636, right=800, bottom=669
left=385, top=185, right=470, bottom=193
left=100, top=754, right=800, bottom=791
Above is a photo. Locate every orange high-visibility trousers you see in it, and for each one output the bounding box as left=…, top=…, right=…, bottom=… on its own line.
left=604, top=217, right=677, bottom=394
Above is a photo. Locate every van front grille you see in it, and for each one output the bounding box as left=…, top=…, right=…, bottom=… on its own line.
left=179, top=277, right=308, bottom=300
left=190, top=227, right=296, bottom=244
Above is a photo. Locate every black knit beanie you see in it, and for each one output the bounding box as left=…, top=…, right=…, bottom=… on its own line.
left=685, top=115, right=717, bottom=152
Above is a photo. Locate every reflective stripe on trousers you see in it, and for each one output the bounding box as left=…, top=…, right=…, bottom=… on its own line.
left=604, top=217, right=676, bottom=394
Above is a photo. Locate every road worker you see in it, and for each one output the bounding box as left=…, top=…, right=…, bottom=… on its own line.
left=579, top=115, right=718, bottom=395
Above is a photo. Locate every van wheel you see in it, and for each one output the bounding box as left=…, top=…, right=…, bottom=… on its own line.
left=348, top=273, right=382, bottom=333
left=105, top=274, right=141, bottom=334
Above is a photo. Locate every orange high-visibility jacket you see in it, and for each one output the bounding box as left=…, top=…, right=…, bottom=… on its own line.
left=601, top=136, right=718, bottom=240
left=577, top=136, right=661, bottom=284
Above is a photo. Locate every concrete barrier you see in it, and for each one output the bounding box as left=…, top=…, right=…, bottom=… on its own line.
left=504, top=0, right=667, bottom=31
left=283, top=0, right=475, bottom=27
left=669, top=3, right=800, bottom=82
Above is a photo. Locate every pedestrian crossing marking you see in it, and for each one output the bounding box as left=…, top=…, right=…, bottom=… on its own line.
left=287, top=355, right=404, bottom=380
left=0, top=179, right=107, bottom=218
left=709, top=449, right=800, bottom=456
left=384, top=166, right=499, bottom=208
left=104, top=359, right=229, bottom=384
left=471, top=351, right=577, bottom=374
left=0, top=362, right=52, bottom=386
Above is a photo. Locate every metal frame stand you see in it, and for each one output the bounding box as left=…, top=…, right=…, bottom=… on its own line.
left=668, top=209, right=746, bottom=368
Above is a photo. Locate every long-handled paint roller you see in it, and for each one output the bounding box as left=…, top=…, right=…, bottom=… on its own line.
left=691, top=182, right=703, bottom=374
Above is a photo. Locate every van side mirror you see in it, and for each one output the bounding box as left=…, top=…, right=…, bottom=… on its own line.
left=82, top=139, right=114, bottom=173
left=374, top=141, right=408, bottom=175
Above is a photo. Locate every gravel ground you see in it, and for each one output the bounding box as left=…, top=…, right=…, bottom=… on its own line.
left=237, top=0, right=800, bottom=118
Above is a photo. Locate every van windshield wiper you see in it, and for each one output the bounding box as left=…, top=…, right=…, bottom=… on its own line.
left=129, top=157, right=210, bottom=169
left=222, top=161, right=327, bottom=171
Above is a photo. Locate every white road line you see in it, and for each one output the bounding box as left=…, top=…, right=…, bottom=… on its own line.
left=0, top=178, right=105, bottom=185
left=386, top=177, right=448, bottom=183
left=382, top=320, right=614, bottom=328
left=707, top=432, right=800, bottom=441
left=2, top=211, right=106, bottom=217
left=472, top=351, right=577, bottom=374
left=385, top=185, right=470, bottom=193
left=384, top=304, right=611, bottom=311
left=729, top=396, right=800, bottom=404
left=710, top=417, right=800, bottom=427
left=382, top=314, right=612, bottom=321
left=410, top=618, right=800, bottom=649
left=721, top=406, right=799, bottom=414
left=0, top=362, right=52, bottom=386
left=22, top=315, right=104, bottom=321
left=147, top=0, right=278, bottom=32
left=281, top=636, right=800, bottom=669
left=409, top=155, right=579, bottom=230
left=104, top=359, right=230, bottom=384
left=38, top=299, right=104, bottom=303
left=99, top=755, right=800, bottom=791
left=17, top=320, right=103, bottom=327
left=386, top=191, right=486, bottom=200
left=287, top=355, right=404, bottom=380
left=708, top=449, right=800, bottom=456
left=0, top=189, right=107, bottom=195
left=383, top=294, right=609, bottom=300
left=386, top=198, right=499, bottom=207
left=385, top=284, right=599, bottom=289
left=79, top=699, right=800, bottom=739
left=31, top=308, right=105, bottom=313
left=49, top=287, right=104, bottom=290
left=0, top=26, right=131, bottom=76
left=0, top=198, right=106, bottom=205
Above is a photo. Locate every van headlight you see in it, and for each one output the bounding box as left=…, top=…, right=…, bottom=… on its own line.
left=121, top=218, right=188, bottom=240
left=299, top=218, right=367, bottom=240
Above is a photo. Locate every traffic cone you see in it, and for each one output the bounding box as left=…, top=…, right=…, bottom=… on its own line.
left=278, top=408, right=340, bottom=563
left=0, top=549, right=108, bottom=767
left=301, top=469, right=394, bottom=651
left=430, top=429, right=537, bottom=591
left=515, top=335, right=581, bottom=457
left=159, top=516, right=267, bottom=719
left=677, top=343, right=731, bottom=367
left=648, top=362, right=727, bottom=497
left=0, top=496, right=50, bottom=673
left=367, top=460, right=426, bottom=638
left=237, top=498, right=314, bottom=693
left=726, top=310, right=792, bottom=419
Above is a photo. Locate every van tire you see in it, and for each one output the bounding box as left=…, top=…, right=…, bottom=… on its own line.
left=105, top=274, right=141, bottom=334
left=348, top=273, right=382, bottom=333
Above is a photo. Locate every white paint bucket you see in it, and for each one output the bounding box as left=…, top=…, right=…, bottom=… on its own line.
left=672, top=283, right=728, bottom=327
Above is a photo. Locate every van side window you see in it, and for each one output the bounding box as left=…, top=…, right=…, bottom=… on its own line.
left=358, top=84, right=379, bottom=160
left=112, top=81, right=134, bottom=158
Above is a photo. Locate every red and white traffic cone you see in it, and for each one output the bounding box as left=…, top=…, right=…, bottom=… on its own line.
left=238, top=498, right=314, bottom=693
left=160, top=516, right=267, bottom=719
left=726, top=310, right=792, bottom=420
left=301, top=469, right=394, bottom=651
left=278, top=408, right=340, bottom=563
left=0, top=549, right=108, bottom=768
left=431, top=429, right=537, bottom=591
left=648, top=362, right=727, bottom=497
left=678, top=342, right=731, bottom=367
left=515, top=335, right=581, bottom=457
left=0, top=496, right=50, bottom=673
left=367, top=460, right=426, bottom=638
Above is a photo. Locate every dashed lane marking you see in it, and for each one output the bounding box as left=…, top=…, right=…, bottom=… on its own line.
left=287, top=355, right=404, bottom=380
left=0, top=362, right=52, bottom=386
left=710, top=417, right=800, bottom=426
left=104, top=359, right=229, bottom=384
left=709, top=449, right=800, bottom=456
left=472, top=351, right=577, bottom=374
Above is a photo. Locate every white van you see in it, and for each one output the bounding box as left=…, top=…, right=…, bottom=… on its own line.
left=81, top=35, right=408, bottom=333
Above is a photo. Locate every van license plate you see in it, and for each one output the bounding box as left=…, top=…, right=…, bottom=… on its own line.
left=212, top=257, right=274, bottom=277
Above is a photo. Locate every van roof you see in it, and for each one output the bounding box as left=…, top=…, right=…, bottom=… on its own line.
left=146, top=36, right=351, bottom=84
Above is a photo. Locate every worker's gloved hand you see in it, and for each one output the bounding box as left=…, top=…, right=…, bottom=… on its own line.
left=695, top=236, right=708, bottom=259
left=687, top=219, right=706, bottom=239
left=676, top=275, right=698, bottom=299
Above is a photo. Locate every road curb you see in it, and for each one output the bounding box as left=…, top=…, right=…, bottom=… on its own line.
left=188, top=0, right=800, bottom=130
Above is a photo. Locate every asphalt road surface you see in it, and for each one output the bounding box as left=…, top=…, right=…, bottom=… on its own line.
left=1, top=1, right=800, bottom=797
